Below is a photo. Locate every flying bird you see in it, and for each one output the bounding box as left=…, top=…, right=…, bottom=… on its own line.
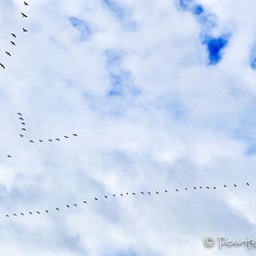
left=10, top=41, right=16, bottom=46
left=11, top=33, right=16, bottom=38
left=185, top=188, right=188, bottom=190
left=199, top=186, right=202, bottom=189
left=36, top=211, right=40, bottom=215
left=56, top=207, right=59, bottom=211
left=13, top=213, right=17, bottom=216
left=6, top=215, right=9, bottom=217
left=94, top=198, right=98, bottom=200
left=21, top=12, right=28, bottom=18
left=55, top=138, right=60, bottom=141
left=156, top=191, right=159, bottom=194
left=193, top=187, right=196, bottom=190
left=20, top=213, right=24, bottom=216
left=19, top=117, right=24, bottom=120
left=23, top=28, right=28, bottom=32
left=39, top=140, right=43, bottom=142
left=17, top=112, right=22, bottom=116
left=72, top=134, right=78, bottom=137
left=24, top=1, right=29, bottom=5
left=206, top=186, right=210, bottom=189
left=21, top=122, right=25, bottom=125
left=234, top=184, right=237, bottom=187
left=165, top=190, right=168, bottom=192
left=45, top=210, right=49, bottom=213
left=0, top=63, right=5, bottom=69
left=213, top=187, right=216, bottom=189
left=120, top=193, right=123, bottom=196
left=83, top=201, right=87, bottom=204
left=104, top=195, right=107, bottom=198
left=126, top=192, right=129, bottom=195
left=21, top=128, right=26, bottom=131
left=175, top=189, right=179, bottom=192
left=20, top=134, right=24, bottom=137
left=29, top=140, right=34, bottom=143
left=7, top=155, right=11, bottom=158
left=224, top=184, right=227, bottom=187
left=148, top=192, right=151, bottom=194
left=66, top=205, right=70, bottom=208
left=74, top=204, right=77, bottom=207
left=112, top=194, right=116, bottom=196
left=132, top=193, right=136, bottom=195
left=5, top=51, right=11, bottom=56
left=140, top=192, right=144, bottom=195
left=48, top=139, right=52, bottom=142
left=246, top=182, right=249, bottom=186
left=29, top=212, right=32, bottom=215
left=64, top=136, right=69, bottom=138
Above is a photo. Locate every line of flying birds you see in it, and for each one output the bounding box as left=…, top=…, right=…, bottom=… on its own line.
left=3, top=182, right=251, bottom=218
left=17, top=112, right=78, bottom=143
left=0, top=1, right=29, bottom=70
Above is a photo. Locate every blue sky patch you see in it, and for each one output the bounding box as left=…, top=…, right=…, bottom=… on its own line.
left=69, top=17, right=93, bottom=41
left=202, top=35, right=230, bottom=65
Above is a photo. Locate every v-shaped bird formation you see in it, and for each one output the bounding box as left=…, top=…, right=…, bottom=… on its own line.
left=0, top=1, right=29, bottom=70
left=3, top=182, right=251, bottom=218
left=17, top=112, right=78, bottom=144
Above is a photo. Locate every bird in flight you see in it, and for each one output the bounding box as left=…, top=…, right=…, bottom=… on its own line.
left=19, top=117, right=24, bottom=120
left=20, top=213, right=24, bottom=216
left=48, top=139, right=52, bottom=142
left=39, top=140, right=43, bottom=142
left=10, top=41, right=16, bottom=46
left=66, top=205, right=70, bottom=208
left=29, top=140, right=34, bottom=143
left=11, top=33, right=16, bottom=38
left=29, top=212, right=32, bottom=215
left=23, top=28, right=28, bottom=32
left=36, top=211, right=40, bottom=215
left=0, top=63, right=5, bottom=69
left=5, top=51, right=11, bottom=56
left=64, top=135, right=69, bottom=139
left=148, top=192, right=151, bottom=194
left=21, top=128, right=26, bottom=131
left=56, top=207, right=60, bottom=211
left=24, top=1, right=29, bottom=5
left=234, top=184, right=237, bottom=187
left=21, top=12, right=28, bottom=18
left=21, top=122, right=25, bottom=125
left=74, top=204, right=77, bottom=207
left=7, top=155, right=11, bottom=158
left=17, top=112, right=22, bottom=116
left=104, top=195, right=108, bottom=198
left=73, top=134, right=78, bottom=137
left=55, top=138, right=60, bottom=141
left=45, top=210, right=49, bottom=213
left=175, top=189, right=178, bottom=192
left=246, top=182, right=249, bottom=186
left=20, top=134, right=24, bottom=137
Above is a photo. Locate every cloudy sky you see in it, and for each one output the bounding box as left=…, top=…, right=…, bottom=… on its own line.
left=1, top=0, right=256, bottom=255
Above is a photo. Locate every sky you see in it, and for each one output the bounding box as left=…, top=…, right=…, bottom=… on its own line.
left=1, top=0, right=256, bottom=255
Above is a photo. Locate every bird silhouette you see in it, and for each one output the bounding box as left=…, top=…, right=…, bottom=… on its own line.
left=73, top=134, right=78, bottom=137
left=193, top=187, right=196, bottom=189
left=120, top=193, right=123, bottom=196
left=95, top=198, right=98, bottom=200
left=11, top=33, right=16, bottom=38
left=21, top=128, right=26, bottom=131
left=21, top=12, right=28, bottom=18
left=126, top=192, right=129, bottom=195
left=48, top=139, right=52, bottom=142
left=165, top=190, right=168, bottom=192
left=185, top=188, right=188, bottom=190
left=113, top=194, right=116, bottom=196
left=175, top=189, right=179, bottom=192
left=13, top=213, right=17, bottom=216
left=148, top=192, right=151, bottom=194
left=20, top=213, right=24, bottom=216
left=29, top=212, right=32, bottom=215
left=0, top=63, right=5, bottom=69
left=206, top=186, right=210, bottom=189
left=140, top=192, right=144, bottom=195
left=74, top=204, right=77, bottom=207
left=64, top=136, right=69, bottom=138
left=21, top=122, right=25, bottom=125
left=36, top=211, right=40, bottom=215
left=23, top=28, right=28, bottom=32
left=132, top=193, right=136, bottom=195
left=45, top=210, right=49, bottom=213
left=20, top=134, right=24, bottom=137
left=234, top=184, right=237, bottom=187
left=24, top=1, right=29, bottom=5
left=56, top=207, right=59, bottom=211
left=19, top=117, right=24, bottom=120
left=6, top=215, right=9, bottom=217
left=29, top=140, right=34, bottom=143
left=39, top=140, right=43, bottom=142
left=5, top=51, right=11, bottom=56
left=247, top=182, right=249, bottom=186
left=55, top=138, right=60, bottom=141
left=213, top=187, right=216, bottom=189
left=156, top=191, right=159, bottom=194
left=104, top=195, right=108, bottom=198
left=17, top=112, right=22, bottom=116
left=7, top=155, right=11, bottom=158
left=10, top=41, right=16, bottom=46
left=224, top=184, right=227, bottom=187
left=83, top=201, right=87, bottom=204
left=66, top=205, right=70, bottom=208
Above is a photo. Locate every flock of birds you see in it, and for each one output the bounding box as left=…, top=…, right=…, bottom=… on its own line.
left=17, top=112, right=78, bottom=144
left=0, top=1, right=29, bottom=70
left=4, top=182, right=250, bottom=218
